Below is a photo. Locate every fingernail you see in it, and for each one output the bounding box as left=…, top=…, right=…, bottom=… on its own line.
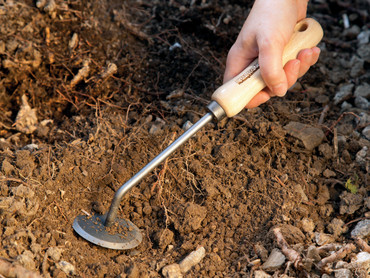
left=272, top=83, right=287, bottom=97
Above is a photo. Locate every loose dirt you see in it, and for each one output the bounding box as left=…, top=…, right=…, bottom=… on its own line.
left=0, top=0, right=369, bottom=277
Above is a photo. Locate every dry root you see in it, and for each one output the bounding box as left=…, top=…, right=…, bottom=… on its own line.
left=273, top=227, right=303, bottom=269
left=316, top=243, right=356, bottom=272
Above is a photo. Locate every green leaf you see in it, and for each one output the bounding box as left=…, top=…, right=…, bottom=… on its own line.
left=345, top=178, right=358, bottom=194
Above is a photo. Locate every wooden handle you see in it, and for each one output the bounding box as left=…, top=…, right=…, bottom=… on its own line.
left=211, top=18, right=324, bottom=118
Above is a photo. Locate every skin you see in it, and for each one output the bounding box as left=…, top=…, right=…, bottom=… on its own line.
left=224, top=0, right=320, bottom=108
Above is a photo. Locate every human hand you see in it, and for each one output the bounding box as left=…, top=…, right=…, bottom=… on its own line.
left=224, top=0, right=320, bottom=108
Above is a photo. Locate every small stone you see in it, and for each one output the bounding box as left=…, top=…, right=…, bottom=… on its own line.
left=340, top=191, right=363, bottom=215
left=334, top=268, right=352, bottom=278
left=323, top=169, right=336, bottom=178
left=315, top=232, right=335, bottom=246
left=351, top=219, right=370, bottom=238
left=357, top=30, right=370, bottom=45
left=179, top=247, right=206, bottom=273
left=166, top=88, right=184, bottom=100
left=149, top=117, right=166, bottom=135
left=254, top=270, right=271, bottom=278
left=300, top=218, right=315, bottom=233
left=284, top=122, right=325, bottom=151
left=294, top=184, right=308, bottom=202
left=334, top=84, right=354, bottom=105
left=351, top=252, right=370, bottom=274
left=327, top=218, right=348, bottom=238
left=261, top=249, right=286, bottom=272
left=362, top=126, right=370, bottom=140
left=358, top=44, right=370, bottom=62
left=354, top=83, right=370, bottom=99
left=15, top=95, right=38, bottom=134
left=341, top=101, right=353, bottom=110
left=354, top=96, right=370, bottom=110
left=306, top=246, right=321, bottom=263
left=57, top=261, right=76, bottom=276
left=182, top=120, right=193, bottom=131
left=162, top=263, right=182, bottom=278
left=355, top=146, right=368, bottom=166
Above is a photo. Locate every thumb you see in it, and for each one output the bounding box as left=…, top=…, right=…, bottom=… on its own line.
left=257, top=36, right=288, bottom=97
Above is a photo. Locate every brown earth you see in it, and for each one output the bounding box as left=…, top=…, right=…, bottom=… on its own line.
left=0, top=0, right=369, bottom=277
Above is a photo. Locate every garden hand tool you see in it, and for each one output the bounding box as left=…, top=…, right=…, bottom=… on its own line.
left=73, top=18, right=323, bottom=250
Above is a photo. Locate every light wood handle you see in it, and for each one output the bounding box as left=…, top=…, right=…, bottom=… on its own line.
left=211, top=18, right=324, bottom=118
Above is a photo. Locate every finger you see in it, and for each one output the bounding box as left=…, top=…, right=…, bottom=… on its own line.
left=224, top=43, right=256, bottom=83
left=284, top=59, right=301, bottom=88
left=296, top=48, right=313, bottom=78
left=245, top=91, right=271, bottom=109
left=257, top=35, right=288, bottom=97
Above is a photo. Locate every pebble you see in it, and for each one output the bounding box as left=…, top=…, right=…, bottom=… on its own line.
left=284, top=122, right=325, bottom=151
left=354, top=83, right=370, bottom=99
left=182, top=120, right=193, bottom=131
left=15, top=95, right=38, bottom=134
left=355, top=146, right=368, bottom=166
left=334, top=84, right=354, bottom=105
left=362, top=126, right=370, bottom=140
left=334, top=268, right=352, bottom=278
left=351, top=252, right=370, bottom=273
left=340, top=191, right=363, bottom=215
left=358, top=44, right=370, bottom=62
left=351, top=219, right=370, bottom=238
left=261, top=249, right=286, bottom=272
left=354, top=96, right=370, bottom=110
left=341, top=101, right=352, bottom=110
left=300, top=218, right=315, bottom=233
left=254, top=270, right=271, bottom=278
left=327, top=218, right=347, bottom=238
left=323, top=169, right=336, bottom=178
left=57, top=261, right=76, bottom=276
left=315, top=232, right=335, bottom=246
left=357, top=29, right=370, bottom=45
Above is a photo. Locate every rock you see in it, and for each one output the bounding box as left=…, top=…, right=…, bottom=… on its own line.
left=315, top=232, right=335, bottom=246
left=334, top=268, right=352, bottom=278
left=182, top=120, right=193, bottom=131
left=149, top=117, right=166, bottom=135
left=362, top=126, right=370, bottom=140
left=284, top=122, right=325, bottom=150
left=351, top=219, right=370, bottom=238
left=354, top=96, right=370, bottom=110
left=1, top=159, right=14, bottom=175
left=334, top=84, right=354, bottom=105
left=179, top=247, right=205, bottom=273
left=16, top=250, right=36, bottom=270
left=358, top=44, right=370, bottom=62
left=350, top=56, right=365, bottom=78
left=357, top=30, right=370, bottom=45
left=341, top=101, right=352, bottom=110
left=14, top=95, right=38, bottom=134
left=300, top=218, right=315, bottom=233
left=354, top=83, right=370, bottom=99
left=323, top=169, right=336, bottom=178
left=351, top=252, right=370, bottom=274
left=57, top=261, right=76, bottom=276
left=166, top=88, right=184, bottom=100
left=254, top=270, right=271, bottom=278
left=340, top=191, right=363, bottom=215
left=306, top=246, right=321, bottom=263
left=327, top=218, right=348, bottom=238
left=356, top=112, right=370, bottom=127
left=162, top=264, right=182, bottom=278
left=355, top=146, right=368, bottom=166
left=293, top=184, right=308, bottom=202
left=261, top=249, right=286, bottom=272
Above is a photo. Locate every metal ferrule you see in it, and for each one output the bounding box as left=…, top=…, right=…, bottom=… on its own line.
left=207, top=101, right=226, bottom=121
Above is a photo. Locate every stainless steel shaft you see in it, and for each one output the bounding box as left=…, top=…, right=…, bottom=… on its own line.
left=104, top=111, right=216, bottom=226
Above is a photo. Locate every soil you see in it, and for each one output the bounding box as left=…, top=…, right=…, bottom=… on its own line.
left=0, top=0, right=369, bottom=277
